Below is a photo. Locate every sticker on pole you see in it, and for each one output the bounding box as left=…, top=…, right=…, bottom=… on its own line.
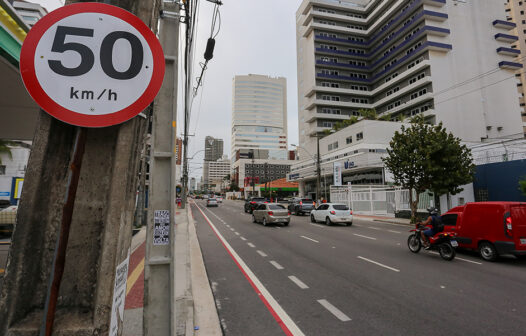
left=20, top=2, right=165, bottom=127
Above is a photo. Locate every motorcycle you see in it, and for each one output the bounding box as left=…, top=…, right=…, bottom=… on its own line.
left=407, top=223, right=458, bottom=261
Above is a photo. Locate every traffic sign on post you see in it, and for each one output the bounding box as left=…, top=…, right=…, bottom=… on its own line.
left=20, top=2, right=165, bottom=127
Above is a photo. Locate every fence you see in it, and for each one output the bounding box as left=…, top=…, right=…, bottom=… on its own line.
left=330, top=185, right=433, bottom=217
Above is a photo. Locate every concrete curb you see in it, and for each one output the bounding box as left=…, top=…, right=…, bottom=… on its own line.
left=187, top=205, right=222, bottom=336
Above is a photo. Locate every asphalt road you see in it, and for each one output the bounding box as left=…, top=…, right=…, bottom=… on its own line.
left=191, top=199, right=526, bottom=336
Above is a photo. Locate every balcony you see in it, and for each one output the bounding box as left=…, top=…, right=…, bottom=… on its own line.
left=495, top=33, right=518, bottom=43
left=423, top=0, right=446, bottom=7
left=493, top=20, right=516, bottom=30
left=496, top=47, right=521, bottom=56
left=304, top=85, right=373, bottom=98
left=422, top=10, right=448, bottom=22
left=305, top=97, right=370, bottom=111
left=498, top=61, right=523, bottom=70
left=305, top=111, right=350, bottom=123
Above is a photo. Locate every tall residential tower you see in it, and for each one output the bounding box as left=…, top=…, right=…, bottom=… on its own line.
left=296, top=0, right=524, bottom=153
left=231, top=74, right=288, bottom=161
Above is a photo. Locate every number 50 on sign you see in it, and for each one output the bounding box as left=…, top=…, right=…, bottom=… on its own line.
left=20, top=3, right=165, bottom=128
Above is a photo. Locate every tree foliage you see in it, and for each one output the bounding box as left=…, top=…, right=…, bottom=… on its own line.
left=519, top=176, right=526, bottom=197
left=382, top=118, right=476, bottom=222
left=0, top=140, right=14, bottom=165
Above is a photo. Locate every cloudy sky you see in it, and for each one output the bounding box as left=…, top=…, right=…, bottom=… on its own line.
left=34, top=0, right=304, bottom=179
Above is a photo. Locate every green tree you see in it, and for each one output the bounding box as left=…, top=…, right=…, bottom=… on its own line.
left=519, top=176, right=526, bottom=196
left=382, top=119, right=476, bottom=223
left=0, top=140, right=14, bottom=165
left=358, top=108, right=377, bottom=120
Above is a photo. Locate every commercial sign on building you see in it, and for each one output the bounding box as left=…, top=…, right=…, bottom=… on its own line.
left=344, top=161, right=355, bottom=169
left=333, top=162, right=342, bottom=186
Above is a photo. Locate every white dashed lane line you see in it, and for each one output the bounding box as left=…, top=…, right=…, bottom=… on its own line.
left=301, top=235, right=319, bottom=243
left=270, top=261, right=284, bottom=270
left=353, top=233, right=377, bottom=240
left=428, top=251, right=482, bottom=265
left=388, top=230, right=401, bottom=234
left=234, top=232, right=240, bottom=236
left=357, top=256, right=400, bottom=272
left=247, top=243, right=256, bottom=248
left=240, top=237, right=247, bottom=241
left=257, top=250, right=268, bottom=257
left=288, top=276, right=309, bottom=289
left=317, top=299, right=352, bottom=322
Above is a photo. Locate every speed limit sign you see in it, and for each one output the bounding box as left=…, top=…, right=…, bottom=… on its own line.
left=20, top=2, right=165, bottom=127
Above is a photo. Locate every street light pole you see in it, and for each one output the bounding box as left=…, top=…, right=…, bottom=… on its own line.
left=316, top=135, right=321, bottom=203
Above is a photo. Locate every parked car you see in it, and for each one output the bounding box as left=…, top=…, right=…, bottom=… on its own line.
left=0, top=205, right=17, bottom=237
left=443, top=202, right=526, bottom=261
left=252, top=203, right=290, bottom=226
left=288, top=198, right=315, bottom=216
left=216, top=196, right=223, bottom=203
left=203, top=195, right=209, bottom=200
left=206, top=198, right=218, bottom=207
left=244, top=197, right=267, bottom=213
left=311, top=203, right=353, bottom=226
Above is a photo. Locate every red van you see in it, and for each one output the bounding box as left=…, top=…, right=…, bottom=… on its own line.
left=442, top=202, right=526, bottom=261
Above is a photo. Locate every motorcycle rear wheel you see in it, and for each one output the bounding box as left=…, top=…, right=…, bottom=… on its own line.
left=439, top=243, right=456, bottom=261
left=407, top=234, right=421, bottom=253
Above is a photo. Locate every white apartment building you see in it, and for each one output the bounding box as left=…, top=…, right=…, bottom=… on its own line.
left=12, top=0, right=47, bottom=27
left=204, top=157, right=230, bottom=190
left=231, top=74, right=288, bottom=161
left=504, top=0, right=526, bottom=136
left=288, top=120, right=408, bottom=198
left=296, top=0, right=525, bottom=153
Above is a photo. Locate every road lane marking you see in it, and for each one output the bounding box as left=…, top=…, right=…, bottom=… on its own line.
left=317, top=299, right=351, bottom=322
left=270, top=261, right=284, bottom=270
left=230, top=228, right=235, bottom=231
left=193, top=204, right=305, bottom=335
left=388, top=230, right=401, bottom=234
left=301, top=235, right=319, bottom=243
left=309, top=223, right=325, bottom=228
left=234, top=232, right=240, bottom=236
left=257, top=250, right=267, bottom=257
left=240, top=237, right=247, bottom=241
left=353, top=234, right=377, bottom=240
left=357, top=256, right=400, bottom=272
left=369, top=227, right=381, bottom=230
left=428, top=251, right=482, bottom=264
left=126, top=258, right=145, bottom=295
left=288, top=276, right=309, bottom=289
left=247, top=243, right=256, bottom=248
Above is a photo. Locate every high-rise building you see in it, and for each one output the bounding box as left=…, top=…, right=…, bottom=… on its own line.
left=204, top=157, right=230, bottom=191
left=12, top=1, right=47, bottom=27
left=204, top=136, right=224, bottom=162
left=504, top=0, right=526, bottom=137
left=231, top=74, right=288, bottom=161
left=296, top=0, right=524, bottom=153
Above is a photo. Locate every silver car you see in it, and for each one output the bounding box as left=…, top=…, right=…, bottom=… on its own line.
left=252, top=203, right=290, bottom=226
left=206, top=198, right=218, bottom=207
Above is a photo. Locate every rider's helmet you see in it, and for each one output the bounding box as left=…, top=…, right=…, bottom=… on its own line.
left=427, top=206, right=438, bottom=215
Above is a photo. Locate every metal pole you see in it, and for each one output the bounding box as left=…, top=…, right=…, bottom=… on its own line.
left=42, top=127, right=87, bottom=336
left=251, top=149, right=255, bottom=196
left=316, top=136, right=321, bottom=204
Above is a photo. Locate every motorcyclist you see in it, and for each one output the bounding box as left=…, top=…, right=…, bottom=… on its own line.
left=420, top=207, right=443, bottom=249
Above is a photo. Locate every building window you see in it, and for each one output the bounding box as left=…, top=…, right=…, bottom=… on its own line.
left=346, top=136, right=352, bottom=144
left=0, top=165, right=5, bottom=175
left=356, top=132, right=363, bottom=141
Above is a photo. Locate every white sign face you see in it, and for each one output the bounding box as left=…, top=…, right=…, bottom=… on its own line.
left=110, top=250, right=130, bottom=336
left=20, top=3, right=165, bottom=127
left=33, top=13, right=153, bottom=116
left=333, top=162, right=342, bottom=186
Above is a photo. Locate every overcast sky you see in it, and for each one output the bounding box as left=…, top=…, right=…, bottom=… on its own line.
left=33, top=0, right=303, bottom=179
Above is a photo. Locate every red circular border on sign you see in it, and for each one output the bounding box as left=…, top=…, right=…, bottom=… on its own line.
left=20, top=2, right=165, bottom=127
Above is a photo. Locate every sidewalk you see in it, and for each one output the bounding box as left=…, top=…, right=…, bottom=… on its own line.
left=353, top=214, right=411, bottom=226
left=123, top=206, right=221, bottom=336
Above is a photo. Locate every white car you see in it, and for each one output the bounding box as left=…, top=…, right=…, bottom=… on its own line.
left=216, top=197, right=223, bottom=203
left=310, top=203, right=353, bottom=226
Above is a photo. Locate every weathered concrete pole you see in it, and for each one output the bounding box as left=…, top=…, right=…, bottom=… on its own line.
left=0, top=0, right=161, bottom=335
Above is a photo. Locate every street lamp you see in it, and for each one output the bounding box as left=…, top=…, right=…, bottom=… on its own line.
left=292, top=130, right=334, bottom=202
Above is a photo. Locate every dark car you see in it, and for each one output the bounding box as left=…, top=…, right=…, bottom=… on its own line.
left=288, top=198, right=315, bottom=216
left=244, top=197, right=267, bottom=213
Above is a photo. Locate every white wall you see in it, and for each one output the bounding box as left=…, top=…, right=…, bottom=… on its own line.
left=438, top=183, right=475, bottom=214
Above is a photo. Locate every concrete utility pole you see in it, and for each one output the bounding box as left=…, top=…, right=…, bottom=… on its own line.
left=0, top=0, right=162, bottom=335
left=143, top=1, right=180, bottom=335
left=316, top=135, right=322, bottom=203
